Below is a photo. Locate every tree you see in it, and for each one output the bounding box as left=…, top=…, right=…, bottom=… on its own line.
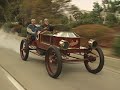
left=19, top=0, right=71, bottom=24
left=67, top=5, right=82, bottom=21
left=0, top=0, right=9, bottom=21
left=0, top=0, right=21, bottom=22
left=108, top=0, right=118, bottom=13
left=93, top=2, right=103, bottom=17
left=102, top=0, right=108, bottom=4
left=0, top=6, right=5, bottom=22
left=106, top=13, right=118, bottom=27
left=90, top=2, right=103, bottom=24
left=105, top=0, right=120, bottom=13
left=102, top=0, right=120, bottom=25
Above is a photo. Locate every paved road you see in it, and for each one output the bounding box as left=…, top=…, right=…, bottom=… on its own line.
left=0, top=48, right=120, bottom=90
left=0, top=67, right=18, bottom=90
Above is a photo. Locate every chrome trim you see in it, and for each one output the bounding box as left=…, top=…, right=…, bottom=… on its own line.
left=59, top=40, right=69, bottom=50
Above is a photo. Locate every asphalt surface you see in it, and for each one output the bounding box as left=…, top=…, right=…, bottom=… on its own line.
left=0, top=67, right=17, bottom=90
left=0, top=47, right=120, bottom=90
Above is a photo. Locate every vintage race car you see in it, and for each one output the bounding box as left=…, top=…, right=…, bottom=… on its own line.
left=20, top=29, right=104, bottom=78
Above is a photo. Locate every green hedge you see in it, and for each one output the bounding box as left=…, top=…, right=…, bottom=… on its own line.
left=19, top=27, right=27, bottom=37
left=106, top=13, right=118, bottom=27
left=113, top=35, right=120, bottom=56
left=0, top=22, right=3, bottom=27
left=2, top=22, right=19, bottom=32
left=55, top=24, right=71, bottom=31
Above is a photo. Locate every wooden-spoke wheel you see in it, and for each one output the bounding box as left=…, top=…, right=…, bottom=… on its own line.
left=20, top=39, right=29, bottom=61
left=84, top=47, right=104, bottom=74
left=45, top=46, right=62, bottom=78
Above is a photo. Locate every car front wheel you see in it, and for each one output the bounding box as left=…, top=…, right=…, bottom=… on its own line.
left=20, top=39, right=29, bottom=61
left=45, top=46, right=62, bottom=78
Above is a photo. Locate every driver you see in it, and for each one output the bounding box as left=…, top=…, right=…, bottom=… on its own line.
left=27, top=19, right=40, bottom=44
left=27, top=19, right=39, bottom=34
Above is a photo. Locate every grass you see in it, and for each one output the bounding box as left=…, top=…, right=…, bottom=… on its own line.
left=73, top=24, right=116, bottom=47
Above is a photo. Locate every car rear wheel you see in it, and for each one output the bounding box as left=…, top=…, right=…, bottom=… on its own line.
left=84, top=47, right=104, bottom=74
left=45, top=46, right=62, bottom=78
left=20, top=39, right=29, bottom=61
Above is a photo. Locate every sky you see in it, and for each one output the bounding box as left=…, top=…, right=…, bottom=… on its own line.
left=71, top=0, right=103, bottom=11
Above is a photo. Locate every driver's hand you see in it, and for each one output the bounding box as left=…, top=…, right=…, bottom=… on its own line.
left=27, top=28, right=35, bottom=34
left=37, top=31, right=41, bottom=34
left=54, top=30, right=58, bottom=34
left=31, top=32, right=35, bottom=34
left=40, top=30, right=47, bottom=34
left=43, top=27, right=48, bottom=30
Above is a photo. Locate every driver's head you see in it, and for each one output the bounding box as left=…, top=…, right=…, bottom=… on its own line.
left=44, top=18, right=49, bottom=25
left=31, top=19, right=36, bottom=25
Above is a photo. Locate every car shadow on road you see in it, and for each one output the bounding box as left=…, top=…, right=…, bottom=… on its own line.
left=62, top=63, right=86, bottom=73
left=62, top=63, right=104, bottom=77
left=27, top=57, right=103, bottom=78
left=27, top=57, right=45, bottom=64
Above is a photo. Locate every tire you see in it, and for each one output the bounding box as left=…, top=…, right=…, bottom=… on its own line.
left=84, top=47, right=104, bottom=74
left=20, top=39, right=29, bottom=61
left=45, top=46, right=62, bottom=78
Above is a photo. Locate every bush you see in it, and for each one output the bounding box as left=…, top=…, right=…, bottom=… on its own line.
left=55, top=24, right=71, bottom=31
left=2, top=23, right=11, bottom=32
left=106, top=13, right=118, bottom=27
left=113, top=35, right=120, bottom=56
left=5, top=22, right=16, bottom=28
left=2, top=22, right=19, bottom=32
left=0, top=22, right=3, bottom=27
left=73, top=24, right=115, bottom=47
left=19, top=27, right=27, bottom=37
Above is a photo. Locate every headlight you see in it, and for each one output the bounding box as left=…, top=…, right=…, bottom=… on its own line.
left=88, top=39, right=98, bottom=48
left=59, top=40, right=69, bottom=50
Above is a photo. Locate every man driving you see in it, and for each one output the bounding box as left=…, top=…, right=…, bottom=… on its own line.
left=27, top=19, right=40, bottom=44
left=27, top=19, right=39, bottom=34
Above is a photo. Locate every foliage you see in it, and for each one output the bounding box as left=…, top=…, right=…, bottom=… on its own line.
left=61, top=16, right=69, bottom=24
left=0, top=0, right=21, bottom=22
left=19, top=27, right=27, bottom=37
left=2, top=22, right=21, bottom=33
left=67, top=5, right=82, bottom=21
left=73, top=24, right=115, bottom=47
left=73, top=24, right=113, bottom=38
left=0, top=0, right=119, bottom=30
left=69, top=21, right=80, bottom=28
left=0, top=0, right=72, bottom=24
left=89, top=2, right=103, bottom=24
left=106, top=13, right=118, bottom=27
left=93, top=2, right=103, bottom=16
left=102, top=0, right=120, bottom=27
left=107, top=0, right=120, bottom=13
left=68, top=2, right=103, bottom=27
left=55, top=24, right=71, bottom=31
left=113, top=35, right=120, bottom=56
left=18, top=0, right=71, bottom=24
left=0, top=6, right=5, bottom=22
left=2, top=22, right=15, bottom=32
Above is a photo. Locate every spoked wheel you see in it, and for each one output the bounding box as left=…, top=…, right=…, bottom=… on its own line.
left=84, top=47, right=104, bottom=74
left=45, top=46, right=62, bottom=78
left=20, top=39, right=29, bottom=61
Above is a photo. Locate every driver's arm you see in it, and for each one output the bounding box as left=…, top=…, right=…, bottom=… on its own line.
left=27, top=27, right=35, bottom=34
